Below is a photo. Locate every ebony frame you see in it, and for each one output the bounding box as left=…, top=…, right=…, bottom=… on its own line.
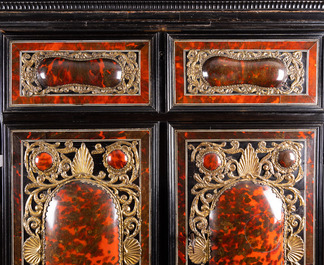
left=1, top=1, right=324, bottom=265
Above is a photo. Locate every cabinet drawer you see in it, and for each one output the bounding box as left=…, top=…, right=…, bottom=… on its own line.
left=172, top=39, right=319, bottom=109
left=175, top=128, right=317, bottom=265
left=9, top=40, right=151, bottom=108
left=11, top=129, right=152, bottom=265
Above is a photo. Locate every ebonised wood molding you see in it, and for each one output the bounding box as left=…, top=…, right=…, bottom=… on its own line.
left=0, top=0, right=324, bottom=11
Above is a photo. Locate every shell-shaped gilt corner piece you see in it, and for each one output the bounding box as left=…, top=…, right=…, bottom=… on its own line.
left=237, top=144, right=260, bottom=177
left=287, top=235, right=304, bottom=262
left=71, top=143, right=94, bottom=175
left=124, top=237, right=141, bottom=265
left=23, top=236, right=41, bottom=264
left=188, top=236, right=209, bottom=264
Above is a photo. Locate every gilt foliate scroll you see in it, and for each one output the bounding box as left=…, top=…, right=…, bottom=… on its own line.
left=186, top=50, right=304, bottom=95
left=188, top=140, right=305, bottom=265
left=22, top=140, right=141, bottom=265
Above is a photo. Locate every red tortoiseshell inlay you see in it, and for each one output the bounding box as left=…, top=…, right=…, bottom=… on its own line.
left=44, top=181, right=119, bottom=265
left=13, top=130, right=151, bottom=265
left=278, top=150, right=296, bottom=168
left=37, top=58, right=122, bottom=88
left=107, top=150, right=128, bottom=169
left=35, top=152, right=53, bottom=171
left=202, top=57, right=287, bottom=88
left=177, top=130, right=315, bottom=265
left=209, top=181, right=284, bottom=265
left=203, top=152, right=221, bottom=171
left=10, top=41, right=150, bottom=106
left=174, top=40, right=318, bottom=105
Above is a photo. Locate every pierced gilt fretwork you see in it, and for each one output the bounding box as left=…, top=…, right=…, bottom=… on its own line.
left=186, top=50, right=304, bottom=95
left=20, top=51, right=140, bottom=96
left=22, top=140, right=141, bottom=265
left=188, top=141, right=305, bottom=265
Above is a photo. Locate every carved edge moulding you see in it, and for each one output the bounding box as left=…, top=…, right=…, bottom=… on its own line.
left=0, top=1, right=324, bottom=11
left=175, top=129, right=317, bottom=265
left=172, top=39, right=319, bottom=107
left=9, top=40, right=151, bottom=107
left=11, top=129, right=151, bottom=265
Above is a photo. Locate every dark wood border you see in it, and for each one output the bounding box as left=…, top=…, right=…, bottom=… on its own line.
left=0, top=4, right=323, bottom=265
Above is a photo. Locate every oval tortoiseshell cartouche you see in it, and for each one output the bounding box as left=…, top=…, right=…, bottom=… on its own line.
left=44, top=181, right=119, bottom=265
left=202, top=57, right=288, bottom=88
left=37, top=58, right=122, bottom=88
left=209, top=181, right=285, bottom=265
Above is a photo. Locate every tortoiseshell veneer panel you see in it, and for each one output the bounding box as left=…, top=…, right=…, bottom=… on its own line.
left=10, top=40, right=150, bottom=107
left=174, top=40, right=318, bottom=106
left=12, top=129, right=151, bottom=265
left=176, top=129, right=316, bottom=265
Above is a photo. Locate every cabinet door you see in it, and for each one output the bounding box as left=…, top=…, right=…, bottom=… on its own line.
left=173, top=128, right=319, bottom=265
left=9, top=128, right=154, bottom=265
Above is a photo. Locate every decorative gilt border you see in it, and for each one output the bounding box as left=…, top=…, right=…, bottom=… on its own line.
left=186, top=50, right=304, bottom=95
left=188, top=140, right=305, bottom=265
left=20, top=51, right=141, bottom=96
left=22, top=140, right=142, bottom=265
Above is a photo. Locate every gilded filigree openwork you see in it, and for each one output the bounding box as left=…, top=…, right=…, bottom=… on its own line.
left=186, top=50, right=304, bottom=95
left=20, top=51, right=140, bottom=96
left=22, top=140, right=141, bottom=265
left=188, top=141, right=305, bottom=265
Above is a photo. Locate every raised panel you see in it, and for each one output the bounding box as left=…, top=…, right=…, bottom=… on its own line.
left=175, top=129, right=317, bottom=265
left=9, top=40, right=151, bottom=108
left=11, top=129, right=151, bottom=265
left=172, top=39, right=319, bottom=108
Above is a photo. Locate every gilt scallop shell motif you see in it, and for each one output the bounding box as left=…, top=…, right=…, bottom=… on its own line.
left=287, top=235, right=304, bottom=263
left=23, top=236, right=41, bottom=265
left=188, top=236, right=210, bottom=264
left=124, top=237, right=141, bottom=265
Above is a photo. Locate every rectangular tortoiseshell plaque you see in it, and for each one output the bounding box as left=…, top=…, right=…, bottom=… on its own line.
left=176, top=129, right=316, bottom=265
left=173, top=40, right=318, bottom=106
left=11, top=129, right=151, bottom=265
left=10, top=40, right=151, bottom=107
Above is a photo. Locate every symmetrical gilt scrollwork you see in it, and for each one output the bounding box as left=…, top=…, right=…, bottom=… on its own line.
left=22, top=140, right=141, bottom=265
left=20, top=51, right=140, bottom=96
left=188, top=141, right=305, bottom=265
left=186, top=50, right=304, bottom=95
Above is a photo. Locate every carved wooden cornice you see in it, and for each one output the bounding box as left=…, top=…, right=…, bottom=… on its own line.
left=0, top=1, right=323, bottom=11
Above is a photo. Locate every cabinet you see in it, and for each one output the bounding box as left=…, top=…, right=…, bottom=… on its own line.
left=1, top=1, right=323, bottom=265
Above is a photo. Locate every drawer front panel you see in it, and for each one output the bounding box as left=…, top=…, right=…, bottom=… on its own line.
left=173, top=40, right=318, bottom=107
left=176, top=129, right=316, bottom=265
left=11, top=129, right=151, bottom=265
left=10, top=40, right=151, bottom=107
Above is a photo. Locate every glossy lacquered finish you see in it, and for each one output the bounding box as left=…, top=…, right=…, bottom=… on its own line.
left=44, top=181, right=120, bottom=265
left=37, top=58, right=122, bottom=88
left=209, top=181, right=284, bottom=265
left=202, top=57, right=287, bottom=88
